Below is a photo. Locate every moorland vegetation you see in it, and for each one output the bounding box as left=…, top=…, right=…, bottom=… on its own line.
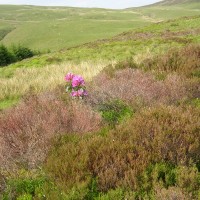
left=0, top=1, right=200, bottom=199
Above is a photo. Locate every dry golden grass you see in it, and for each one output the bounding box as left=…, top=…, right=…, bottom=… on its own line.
left=0, top=61, right=108, bottom=100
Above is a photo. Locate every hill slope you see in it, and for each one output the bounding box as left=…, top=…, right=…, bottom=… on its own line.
left=0, top=5, right=151, bottom=52
left=0, top=1, right=200, bottom=51
left=155, top=0, right=199, bottom=5
left=0, top=14, right=200, bottom=109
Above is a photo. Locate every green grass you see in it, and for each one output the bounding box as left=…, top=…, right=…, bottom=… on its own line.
left=1, top=15, right=199, bottom=71
left=0, top=15, right=199, bottom=109
left=0, top=2, right=200, bottom=52
left=0, top=5, right=151, bottom=52
left=0, top=96, right=19, bottom=110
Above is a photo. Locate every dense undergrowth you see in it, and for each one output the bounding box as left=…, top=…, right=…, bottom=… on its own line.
left=0, top=40, right=199, bottom=199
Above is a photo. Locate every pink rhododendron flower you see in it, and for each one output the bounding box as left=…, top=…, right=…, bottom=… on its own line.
left=71, top=90, right=79, bottom=97
left=65, top=72, right=74, bottom=82
left=65, top=72, right=87, bottom=99
left=72, top=75, right=85, bottom=87
left=71, top=89, right=88, bottom=98
left=77, top=89, right=84, bottom=96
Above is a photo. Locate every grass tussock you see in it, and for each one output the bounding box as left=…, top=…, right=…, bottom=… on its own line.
left=0, top=93, right=101, bottom=169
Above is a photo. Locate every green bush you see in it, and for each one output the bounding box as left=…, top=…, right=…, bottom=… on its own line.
left=11, top=45, right=34, bottom=61
left=0, top=44, right=35, bottom=67
left=0, top=44, right=14, bottom=67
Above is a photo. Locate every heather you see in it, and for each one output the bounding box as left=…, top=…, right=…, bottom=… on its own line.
left=0, top=93, right=101, bottom=169
left=1, top=51, right=200, bottom=199
left=44, top=105, right=200, bottom=199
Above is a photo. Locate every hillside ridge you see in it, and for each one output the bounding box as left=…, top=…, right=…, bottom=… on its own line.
left=154, top=0, right=199, bottom=5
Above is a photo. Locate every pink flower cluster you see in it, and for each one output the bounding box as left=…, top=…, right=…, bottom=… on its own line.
left=65, top=72, right=88, bottom=99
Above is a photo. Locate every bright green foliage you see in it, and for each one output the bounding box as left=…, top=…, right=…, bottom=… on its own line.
left=138, top=163, right=177, bottom=197
left=16, top=193, right=32, bottom=200
left=0, top=96, right=19, bottom=111
left=99, top=100, right=133, bottom=126
left=2, top=177, right=46, bottom=200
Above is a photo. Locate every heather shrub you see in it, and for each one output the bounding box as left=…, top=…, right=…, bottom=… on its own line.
left=0, top=92, right=101, bottom=169
left=0, top=173, right=6, bottom=196
left=87, top=68, right=190, bottom=107
left=141, top=44, right=200, bottom=78
left=93, top=105, right=199, bottom=196
left=45, top=105, right=199, bottom=197
left=123, top=105, right=200, bottom=166
left=45, top=134, right=92, bottom=190
left=154, top=186, right=191, bottom=200
left=176, top=166, right=200, bottom=196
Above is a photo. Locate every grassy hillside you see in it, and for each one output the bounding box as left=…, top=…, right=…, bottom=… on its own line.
left=154, top=0, right=200, bottom=5
left=0, top=5, right=151, bottom=52
left=0, top=1, right=200, bottom=51
left=133, top=0, right=200, bottom=21
left=0, top=15, right=200, bottom=109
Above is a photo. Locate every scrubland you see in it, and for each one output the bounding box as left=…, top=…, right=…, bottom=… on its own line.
left=0, top=7, right=199, bottom=200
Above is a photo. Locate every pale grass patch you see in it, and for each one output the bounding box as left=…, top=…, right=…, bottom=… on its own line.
left=0, top=61, right=107, bottom=100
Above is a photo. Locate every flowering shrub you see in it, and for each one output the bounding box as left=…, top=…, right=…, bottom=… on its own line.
left=65, top=72, right=88, bottom=99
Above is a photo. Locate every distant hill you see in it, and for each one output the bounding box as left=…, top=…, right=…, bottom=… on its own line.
left=154, top=0, right=199, bottom=5
left=0, top=1, right=199, bottom=52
